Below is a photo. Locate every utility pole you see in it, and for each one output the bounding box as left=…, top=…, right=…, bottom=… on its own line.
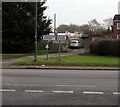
left=54, top=13, right=57, bottom=37
left=34, top=0, right=38, bottom=62
left=54, top=13, right=61, bottom=61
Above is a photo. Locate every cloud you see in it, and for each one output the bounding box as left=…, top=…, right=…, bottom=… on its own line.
left=46, top=0, right=118, bottom=7
left=45, top=0, right=118, bottom=26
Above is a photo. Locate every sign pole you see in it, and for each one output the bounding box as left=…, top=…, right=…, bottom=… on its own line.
left=46, top=41, right=49, bottom=61
left=54, top=13, right=56, bottom=35
left=58, top=40, right=61, bottom=61
left=34, top=0, right=38, bottom=62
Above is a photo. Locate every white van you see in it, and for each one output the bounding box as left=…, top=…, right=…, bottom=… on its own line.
left=70, top=40, right=80, bottom=48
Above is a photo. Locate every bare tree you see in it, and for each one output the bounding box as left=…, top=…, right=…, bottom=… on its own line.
left=103, top=17, right=113, bottom=30
left=88, top=19, right=101, bottom=32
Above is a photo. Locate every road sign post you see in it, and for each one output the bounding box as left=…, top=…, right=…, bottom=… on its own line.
left=34, top=0, right=38, bottom=62
left=41, top=34, right=68, bottom=62
left=58, top=40, right=61, bottom=61
left=45, top=41, right=49, bottom=61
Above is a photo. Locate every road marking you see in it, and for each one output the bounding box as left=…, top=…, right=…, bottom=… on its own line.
left=53, top=91, right=73, bottom=94
left=83, top=91, right=104, bottom=95
left=113, top=92, right=120, bottom=95
left=2, top=84, right=96, bottom=88
left=0, top=89, right=16, bottom=92
left=53, top=85, right=96, bottom=88
left=24, top=90, right=44, bottom=93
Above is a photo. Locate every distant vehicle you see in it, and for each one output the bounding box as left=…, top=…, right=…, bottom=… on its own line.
left=70, top=40, right=80, bottom=48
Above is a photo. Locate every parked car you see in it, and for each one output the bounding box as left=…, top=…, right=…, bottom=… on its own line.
left=70, top=40, right=80, bottom=48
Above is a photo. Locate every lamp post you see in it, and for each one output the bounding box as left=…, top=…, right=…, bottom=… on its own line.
left=34, top=0, right=38, bottom=62
left=54, top=13, right=60, bottom=61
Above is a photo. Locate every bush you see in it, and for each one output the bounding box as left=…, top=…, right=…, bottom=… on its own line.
left=37, top=40, right=52, bottom=50
left=91, top=40, right=120, bottom=57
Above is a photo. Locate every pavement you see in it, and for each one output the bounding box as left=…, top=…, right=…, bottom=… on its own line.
left=9, top=65, right=119, bottom=70
left=1, top=48, right=120, bottom=70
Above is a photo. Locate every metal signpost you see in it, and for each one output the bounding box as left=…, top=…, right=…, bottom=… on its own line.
left=58, top=40, right=61, bottom=61
left=56, top=35, right=68, bottom=61
left=34, top=0, right=38, bottom=62
left=45, top=41, right=49, bottom=61
left=41, top=34, right=68, bottom=61
left=41, top=13, right=68, bottom=61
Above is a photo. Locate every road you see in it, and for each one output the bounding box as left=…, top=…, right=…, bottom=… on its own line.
left=1, top=69, right=119, bottom=105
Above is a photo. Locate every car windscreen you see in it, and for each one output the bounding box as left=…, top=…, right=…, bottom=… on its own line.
left=71, top=42, right=77, bottom=43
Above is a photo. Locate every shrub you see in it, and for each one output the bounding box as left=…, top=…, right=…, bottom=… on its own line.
left=91, top=40, right=120, bottom=57
left=110, top=40, right=120, bottom=57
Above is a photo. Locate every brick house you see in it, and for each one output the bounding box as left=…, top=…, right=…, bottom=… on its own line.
left=112, top=14, right=120, bottom=39
left=103, top=14, right=120, bottom=39
left=87, top=14, right=120, bottom=45
left=87, top=35, right=103, bottom=45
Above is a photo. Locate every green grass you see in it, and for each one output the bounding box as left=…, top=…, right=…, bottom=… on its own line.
left=13, top=55, right=119, bottom=66
left=37, top=50, right=57, bottom=55
left=0, top=53, right=25, bottom=56
left=1, top=50, right=57, bottom=56
left=1, top=50, right=58, bottom=60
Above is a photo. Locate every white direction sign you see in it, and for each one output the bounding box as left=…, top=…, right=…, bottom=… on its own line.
left=41, top=35, right=68, bottom=41
left=57, top=35, right=68, bottom=41
left=42, top=35, right=56, bottom=41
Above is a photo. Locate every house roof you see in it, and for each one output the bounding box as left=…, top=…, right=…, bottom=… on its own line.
left=113, top=14, right=120, bottom=21
left=88, top=35, right=103, bottom=37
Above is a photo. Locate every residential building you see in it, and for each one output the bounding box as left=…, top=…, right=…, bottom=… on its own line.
left=103, top=14, right=120, bottom=39
left=87, top=14, right=120, bottom=45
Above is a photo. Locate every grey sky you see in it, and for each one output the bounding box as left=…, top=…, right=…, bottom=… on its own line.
left=45, top=0, right=119, bottom=27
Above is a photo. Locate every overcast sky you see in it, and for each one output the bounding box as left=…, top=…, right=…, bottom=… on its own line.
left=44, top=0, right=119, bottom=27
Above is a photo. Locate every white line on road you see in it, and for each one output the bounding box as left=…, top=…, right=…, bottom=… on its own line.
left=54, top=85, right=96, bottom=88
left=24, top=90, right=44, bottom=93
left=83, top=91, right=104, bottom=95
left=2, top=84, right=96, bottom=88
left=53, top=91, right=73, bottom=94
left=113, top=92, right=120, bottom=95
left=0, top=89, right=16, bottom=92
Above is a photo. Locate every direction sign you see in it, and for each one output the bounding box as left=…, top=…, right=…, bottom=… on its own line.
left=41, top=35, right=68, bottom=41
left=57, top=35, right=68, bottom=41
left=41, top=35, right=56, bottom=41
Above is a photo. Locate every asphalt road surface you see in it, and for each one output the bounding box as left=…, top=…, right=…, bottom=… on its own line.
left=1, top=69, right=119, bottom=105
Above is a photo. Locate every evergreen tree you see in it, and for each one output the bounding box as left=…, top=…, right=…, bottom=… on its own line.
left=2, top=2, right=52, bottom=53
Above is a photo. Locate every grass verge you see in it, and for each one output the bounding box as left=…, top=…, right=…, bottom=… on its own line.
left=1, top=50, right=58, bottom=60
left=13, top=55, right=119, bottom=66
left=1, top=50, right=57, bottom=56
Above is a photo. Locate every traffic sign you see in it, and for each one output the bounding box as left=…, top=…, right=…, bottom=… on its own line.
left=41, top=35, right=56, bottom=41
left=41, top=35, right=68, bottom=41
left=57, top=35, right=68, bottom=41
left=45, top=44, right=49, bottom=49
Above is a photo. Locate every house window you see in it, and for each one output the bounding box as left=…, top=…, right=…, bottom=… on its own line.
left=92, top=37, right=95, bottom=42
left=117, top=35, right=120, bottom=39
left=117, top=23, right=120, bottom=29
left=92, top=37, right=97, bottom=42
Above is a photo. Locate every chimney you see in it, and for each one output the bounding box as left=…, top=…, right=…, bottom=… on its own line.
left=118, top=1, right=120, bottom=14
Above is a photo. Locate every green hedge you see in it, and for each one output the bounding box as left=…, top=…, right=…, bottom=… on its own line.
left=91, top=40, right=120, bottom=57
